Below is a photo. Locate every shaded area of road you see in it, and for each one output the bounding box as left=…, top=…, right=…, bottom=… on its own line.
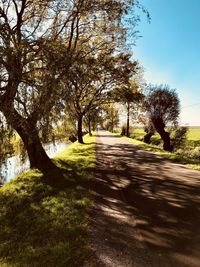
left=86, top=131, right=200, bottom=267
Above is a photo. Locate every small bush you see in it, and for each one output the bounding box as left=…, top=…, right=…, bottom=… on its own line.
left=191, top=147, right=200, bottom=160
left=171, top=126, right=188, bottom=151
left=177, top=146, right=200, bottom=160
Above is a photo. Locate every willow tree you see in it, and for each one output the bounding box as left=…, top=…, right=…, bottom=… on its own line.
left=0, top=0, right=80, bottom=170
left=0, top=0, right=141, bottom=170
left=144, top=85, right=180, bottom=151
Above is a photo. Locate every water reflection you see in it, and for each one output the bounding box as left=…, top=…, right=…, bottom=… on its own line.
left=0, top=142, right=69, bottom=184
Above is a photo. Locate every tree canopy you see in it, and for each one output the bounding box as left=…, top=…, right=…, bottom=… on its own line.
left=144, top=85, right=180, bottom=151
left=0, top=0, right=143, bottom=170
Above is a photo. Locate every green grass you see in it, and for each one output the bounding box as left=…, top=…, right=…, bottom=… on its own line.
left=124, top=127, right=161, bottom=144
left=0, top=135, right=96, bottom=267
left=129, top=126, right=200, bottom=142
left=113, top=127, right=200, bottom=171
left=186, top=127, right=200, bottom=148
left=121, top=136, right=200, bottom=170
left=187, top=126, right=200, bottom=140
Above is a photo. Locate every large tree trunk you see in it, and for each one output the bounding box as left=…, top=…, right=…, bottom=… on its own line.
left=126, top=103, right=130, bottom=137
left=153, top=119, right=172, bottom=152
left=77, top=115, right=84, bottom=144
left=158, top=130, right=172, bottom=152
left=19, top=128, right=55, bottom=170
left=2, top=106, right=55, bottom=171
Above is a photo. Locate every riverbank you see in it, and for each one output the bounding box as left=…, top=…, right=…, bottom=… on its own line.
left=0, top=135, right=96, bottom=267
left=0, top=141, right=69, bottom=184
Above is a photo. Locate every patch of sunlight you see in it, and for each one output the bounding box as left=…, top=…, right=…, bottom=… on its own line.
left=101, top=205, right=129, bottom=222
left=112, top=178, right=131, bottom=188
left=141, top=230, right=171, bottom=248
left=105, top=197, right=121, bottom=204
left=174, top=253, right=200, bottom=267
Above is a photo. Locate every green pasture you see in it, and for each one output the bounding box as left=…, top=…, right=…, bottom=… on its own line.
left=187, top=127, right=200, bottom=140
left=130, top=126, right=200, bottom=144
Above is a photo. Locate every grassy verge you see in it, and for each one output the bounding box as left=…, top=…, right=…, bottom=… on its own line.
left=112, top=133, right=200, bottom=171
left=0, top=135, right=96, bottom=267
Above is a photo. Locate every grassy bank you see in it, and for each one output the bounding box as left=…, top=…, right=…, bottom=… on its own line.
left=0, top=135, right=96, bottom=267
left=119, top=135, right=200, bottom=171
left=113, top=130, right=200, bottom=170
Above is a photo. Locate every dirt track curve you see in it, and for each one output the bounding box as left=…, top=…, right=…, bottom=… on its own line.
left=85, top=131, right=200, bottom=267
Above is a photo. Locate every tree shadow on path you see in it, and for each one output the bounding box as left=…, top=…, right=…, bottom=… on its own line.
left=89, top=141, right=200, bottom=267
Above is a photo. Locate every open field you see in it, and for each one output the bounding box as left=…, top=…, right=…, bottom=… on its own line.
left=130, top=126, right=200, bottom=144
left=187, top=126, right=200, bottom=140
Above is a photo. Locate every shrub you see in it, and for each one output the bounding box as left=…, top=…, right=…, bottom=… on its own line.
left=177, top=146, right=200, bottom=160
left=191, top=147, right=200, bottom=160
left=171, top=126, right=188, bottom=151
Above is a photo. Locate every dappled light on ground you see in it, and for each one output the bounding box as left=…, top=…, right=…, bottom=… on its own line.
left=87, top=131, right=200, bottom=267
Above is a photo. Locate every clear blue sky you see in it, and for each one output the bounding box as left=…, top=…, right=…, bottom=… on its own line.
left=129, top=0, right=200, bottom=126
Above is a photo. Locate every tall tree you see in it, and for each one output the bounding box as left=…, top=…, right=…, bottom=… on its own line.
left=0, top=0, right=140, bottom=169
left=0, top=0, right=81, bottom=170
left=116, top=79, right=143, bottom=137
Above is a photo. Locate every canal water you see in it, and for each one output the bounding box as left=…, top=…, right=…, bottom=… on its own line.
left=0, top=142, right=69, bottom=184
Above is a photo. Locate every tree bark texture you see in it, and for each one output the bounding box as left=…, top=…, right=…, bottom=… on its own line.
left=1, top=106, right=55, bottom=171
left=153, top=119, right=172, bottom=152
left=77, top=115, right=84, bottom=143
left=158, top=130, right=172, bottom=152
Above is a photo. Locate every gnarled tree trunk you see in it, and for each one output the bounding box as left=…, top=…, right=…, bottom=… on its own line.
left=1, top=106, right=55, bottom=171
left=158, top=130, right=171, bottom=152
left=153, top=118, right=172, bottom=152
left=18, top=127, right=55, bottom=170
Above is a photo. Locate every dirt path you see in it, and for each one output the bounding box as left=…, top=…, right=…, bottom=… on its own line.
left=86, top=131, right=200, bottom=267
